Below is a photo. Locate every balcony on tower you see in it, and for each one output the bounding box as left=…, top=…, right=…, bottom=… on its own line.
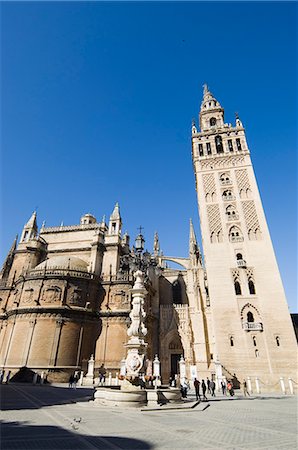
left=243, top=322, right=263, bottom=332
left=222, top=190, right=235, bottom=201
left=237, top=259, right=246, bottom=268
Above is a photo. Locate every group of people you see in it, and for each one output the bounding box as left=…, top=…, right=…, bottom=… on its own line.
left=194, top=377, right=216, bottom=400
left=178, top=377, right=250, bottom=401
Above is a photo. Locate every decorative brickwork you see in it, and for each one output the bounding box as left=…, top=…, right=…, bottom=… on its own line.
left=235, top=169, right=250, bottom=191
left=207, top=204, right=222, bottom=235
left=200, top=155, right=245, bottom=170
left=242, top=201, right=260, bottom=235
left=203, top=173, right=216, bottom=195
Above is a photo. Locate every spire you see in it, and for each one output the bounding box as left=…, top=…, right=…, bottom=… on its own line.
left=189, top=219, right=202, bottom=265
left=25, top=211, right=37, bottom=230
left=108, top=202, right=122, bottom=235
left=235, top=112, right=243, bottom=128
left=200, top=84, right=222, bottom=111
left=110, top=202, right=121, bottom=221
left=153, top=232, right=160, bottom=257
left=20, top=211, right=38, bottom=242
left=189, top=219, right=198, bottom=256
left=199, top=84, right=224, bottom=131
left=0, top=235, right=18, bottom=279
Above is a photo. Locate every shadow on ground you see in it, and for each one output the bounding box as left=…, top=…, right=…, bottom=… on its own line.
left=1, top=420, right=152, bottom=450
left=0, top=384, right=95, bottom=411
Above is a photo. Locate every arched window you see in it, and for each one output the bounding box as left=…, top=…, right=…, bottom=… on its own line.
left=211, top=192, right=217, bottom=202
left=236, top=253, right=243, bottom=260
left=220, top=173, right=231, bottom=185
left=215, top=135, right=224, bottom=153
left=255, top=228, right=261, bottom=240
left=247, top=311, right=254, bottom=323
left=226, top=205, right=237, bottom=220
left=252, top=336, right=257, bottom=347
left=248, top=279, right=256, bottom=295
left=210, top=232, right=215, bottom=243
left=255, top=349, right=259, bottom=357
left=234, top=280, right=242, bottom=295
left=205, top=193, right=211, bottom=202
left=276, top=336, right=280, bottom=347
left=229, top=226, right=243, bottom=242
left=230, top=336, right=234, bottom=347
left=172, top=280, right=182, bottom=304
left=223, top=190, right=234, bottom=201
left=210, top=117, right=217, bottom=126
left=217, top=230, right=223, bottom=243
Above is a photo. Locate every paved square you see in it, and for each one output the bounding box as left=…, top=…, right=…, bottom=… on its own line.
left=1, top=385, right=297, bottom=449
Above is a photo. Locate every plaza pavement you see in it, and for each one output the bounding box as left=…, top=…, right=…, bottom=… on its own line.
left=0, top=384, right=297, bottom=450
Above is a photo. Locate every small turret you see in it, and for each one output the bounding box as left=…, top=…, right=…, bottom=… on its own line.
left=235, top=112, right=243, bottom=128
left=153, top=232, right=160, bottom=257
left=199, top=84, right=224, bottom=131
left=20, top=211, right=38, bottom=243
left=189, top=219, right=202, bottom=266
left=108, top=202, right=122, bottom=236
left=80, top=213, right=97, bottom=225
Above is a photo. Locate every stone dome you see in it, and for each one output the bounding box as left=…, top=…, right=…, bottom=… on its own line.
left=35, top=255, right=89, bottom=272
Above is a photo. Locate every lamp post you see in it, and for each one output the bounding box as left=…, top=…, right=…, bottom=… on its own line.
left=122, top=228, right=162, bottom=387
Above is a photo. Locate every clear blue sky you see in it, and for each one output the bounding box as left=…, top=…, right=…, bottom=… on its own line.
left=1, top=2, right=297, bottom=312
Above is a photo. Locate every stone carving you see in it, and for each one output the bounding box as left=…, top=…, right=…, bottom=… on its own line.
left=42, top=286, right=61, bottom=303
left=22, top=288, right=34, bottom=304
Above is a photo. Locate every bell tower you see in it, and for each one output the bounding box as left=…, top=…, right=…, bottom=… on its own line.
left=192, top=85, right=297, bottom=384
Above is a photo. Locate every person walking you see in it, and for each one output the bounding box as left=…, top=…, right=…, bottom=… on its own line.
left=221, top=380, right=226, bottom=395
left=243, top=379, right=250, bottom=397
left=210, top=380, right=216, bottom=397
left=180, top=378, right=189, bottom=399
left=68, top=374, right=74, bottom=388
left=227, top=380, right=234, bottom=396
left=201, top=379, right=207, bottom=401
left=194, top=378, right=201, bottom=401
left=207, top=377, right=211, bottom=394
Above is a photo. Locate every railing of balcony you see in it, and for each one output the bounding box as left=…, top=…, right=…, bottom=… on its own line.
left=230, top=236, right=244, bottom=243
left=220, top=180, right=232, bottom=186
left=223, top=195, right=236, bottom=201
left=237, top=259, right=246, bottom=267
left=227, top=215, right=239, bottom=221
left=243, top=322, right=263, bottom=331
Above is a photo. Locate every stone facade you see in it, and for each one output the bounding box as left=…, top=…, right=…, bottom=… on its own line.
left=0, top=87, right=296, bottom=390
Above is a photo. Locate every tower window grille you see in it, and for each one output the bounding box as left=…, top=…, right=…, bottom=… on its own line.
left=215, top=135, right=224, bottom=154
left=236, top=138, right=242, bottom=151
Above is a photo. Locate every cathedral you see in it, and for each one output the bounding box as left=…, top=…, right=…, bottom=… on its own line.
left=0, top=86, right=296, bottom=390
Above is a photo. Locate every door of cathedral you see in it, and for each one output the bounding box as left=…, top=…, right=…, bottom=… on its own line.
left=170, top=354, right=181, bottom=377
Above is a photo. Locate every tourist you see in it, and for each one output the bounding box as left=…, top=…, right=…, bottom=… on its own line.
left=243, top=379, right=250, bottom=397
left=221, top=380, right=226, bottom=395
left=201, top=379, right=207, bottom=400
left=210, top=380, right=216, bottom=397
left=180, top=378, right=189, bottom=398
left=194, top=378, right=201, bottom=401
left=207, top=377, right=211, bottom=394
left=68, top=374, right=74, bottom=388
left=227, top=380, right=234, bottom=396
left=98, top=364, right=106, bottom=386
